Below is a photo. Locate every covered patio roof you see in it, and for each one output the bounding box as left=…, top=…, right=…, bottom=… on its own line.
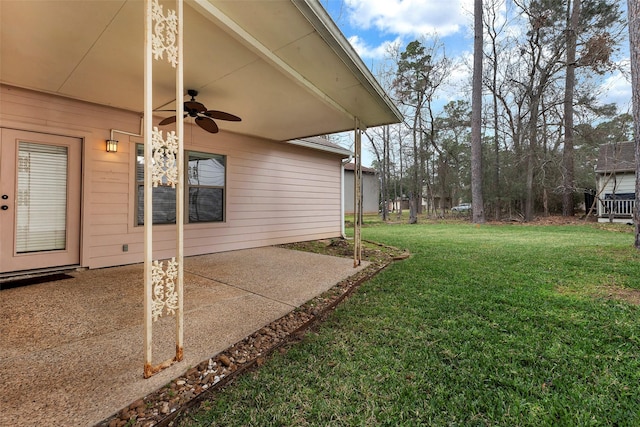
left=0, top=0, right=402, bottom=141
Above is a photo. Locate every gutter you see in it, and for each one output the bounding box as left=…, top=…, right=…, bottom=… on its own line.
left=287, top=138, right=352, bottom=157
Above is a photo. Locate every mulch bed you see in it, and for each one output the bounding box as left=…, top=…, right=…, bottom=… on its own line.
left=96, top=239, right=408, bottom=427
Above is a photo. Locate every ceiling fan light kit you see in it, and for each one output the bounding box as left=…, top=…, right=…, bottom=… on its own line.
left=158, top=89, right=241, bottom=134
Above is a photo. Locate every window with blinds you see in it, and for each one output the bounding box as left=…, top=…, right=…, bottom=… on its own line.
left=16, top=142, right=68, bottom=253
left=136, top=145, right=225, bottom=225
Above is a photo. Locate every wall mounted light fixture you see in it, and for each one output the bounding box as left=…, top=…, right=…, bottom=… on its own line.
left=106, top=139, right=119, bottom=152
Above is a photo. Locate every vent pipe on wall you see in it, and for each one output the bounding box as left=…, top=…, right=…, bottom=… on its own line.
left=109, top=115, right=144, bottom=146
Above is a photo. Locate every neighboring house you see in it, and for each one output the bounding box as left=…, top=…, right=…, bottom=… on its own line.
left=0, top=0, right=402, bottom=277
left=389, top=197, right=410, bottom=213
left=594, top=141, right=635, bottom=223
left=344, top=163, right=379, bottom=215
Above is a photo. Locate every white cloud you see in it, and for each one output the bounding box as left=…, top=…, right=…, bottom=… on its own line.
left=599, top=65, right=631, bottom=113
left=345, top=0, right=473, bottom=38
left=441, top=52, right=472, bottom=102
left=348, top=35, right=403, bottom=60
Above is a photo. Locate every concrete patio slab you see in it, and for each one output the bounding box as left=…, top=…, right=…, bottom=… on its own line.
left=0, top=246, right=368, bottom=427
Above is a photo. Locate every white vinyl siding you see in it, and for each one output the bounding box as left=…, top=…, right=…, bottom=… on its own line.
left=599, top=173, right=635, bottom=195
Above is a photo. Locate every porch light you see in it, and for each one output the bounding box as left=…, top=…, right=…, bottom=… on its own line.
left=106, top=139, right=118, bottom=152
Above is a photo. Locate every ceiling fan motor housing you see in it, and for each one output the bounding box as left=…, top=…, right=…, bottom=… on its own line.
left=158, top=89, right=241, bottom=133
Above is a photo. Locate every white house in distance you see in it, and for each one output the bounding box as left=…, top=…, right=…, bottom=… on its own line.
left=594, top=141, right=635, bottom=223
left=344, top=162, right=380, bottom=215
left=0, top=0, right=402, bottom=278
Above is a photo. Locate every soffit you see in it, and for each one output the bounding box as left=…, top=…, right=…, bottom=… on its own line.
left=0, top=0, right=400, bottom=141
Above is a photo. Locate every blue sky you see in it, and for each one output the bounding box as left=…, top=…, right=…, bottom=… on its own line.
left=321, top=0, right=632, bottom=165
left=324, top=0, right=475, bottom=60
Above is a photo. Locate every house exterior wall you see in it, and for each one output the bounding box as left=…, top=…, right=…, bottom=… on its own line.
left=344, top=170, right=379, bottom=214
left=595, top=172, right=635, bottom=221
left=597, top=172, right=636, bottom=195
left=1, top=85, right=344, bottom=271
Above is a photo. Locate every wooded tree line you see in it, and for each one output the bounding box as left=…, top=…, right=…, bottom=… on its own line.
left=363, top=0, right=629, bottom=222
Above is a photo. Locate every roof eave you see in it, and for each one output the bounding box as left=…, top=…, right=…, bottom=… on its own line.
left=292, top=0, right=403, bottom=127
left=287, top=138, right=352, bottom=157
left=595, top=168, right=636, bottom=174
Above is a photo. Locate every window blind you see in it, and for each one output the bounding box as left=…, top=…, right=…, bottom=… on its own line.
left=16, top=142, right=68, bottom=253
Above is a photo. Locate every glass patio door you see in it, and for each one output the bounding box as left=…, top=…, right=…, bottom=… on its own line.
left=0, top=129, right=81, bottom=274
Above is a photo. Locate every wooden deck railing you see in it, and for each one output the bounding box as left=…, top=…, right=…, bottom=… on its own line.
left=601, top=198, right=635, bottom=217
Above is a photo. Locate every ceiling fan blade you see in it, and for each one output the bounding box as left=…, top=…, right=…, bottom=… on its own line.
left=158, top=113, right=188, bottom=126
left=205, top=110, right=242, bottom=122
left=195, top=116, right=219, bottom=133
left=185, top=101, right=206, bottom=113
left=159, top=116, right=177, bottom=125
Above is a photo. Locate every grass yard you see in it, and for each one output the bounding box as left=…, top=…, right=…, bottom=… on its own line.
left=179, top=222, right=640, bottom=426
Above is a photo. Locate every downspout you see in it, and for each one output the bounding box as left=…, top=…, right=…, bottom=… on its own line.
left=341, top=154, right=353, bottom=238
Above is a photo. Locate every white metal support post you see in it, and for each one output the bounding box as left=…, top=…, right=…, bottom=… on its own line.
left=175, top=0, right=185, bottom=366
left=143, top=0, right=154, bottom=379
left=143, top=0, right=184, bottom=379
left=353, top=119, right=362, bottom=267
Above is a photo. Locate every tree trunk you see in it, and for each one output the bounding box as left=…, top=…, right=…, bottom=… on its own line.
left=562, top=0, right=580, bottom=217
left=471, top=0, right=486, bottom=223
left=491, top=23, right=500, bottom=221
left=409, top=103, right=422, bottom=224
left=631, top=0, right=640, bottom=248
left=525, top=100, right=538, bottom=222
left=398, top=129, right=403, bottom=218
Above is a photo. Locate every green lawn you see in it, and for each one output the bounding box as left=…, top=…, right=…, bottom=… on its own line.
left=180, top=223, right=640, bottom=426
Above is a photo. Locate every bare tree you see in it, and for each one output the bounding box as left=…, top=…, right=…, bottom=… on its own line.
left=472, top=0, right=486, bottom=223
left=484, top=0, right=508, bottom=220
left=506, top=0, right=621, bottom=221
left=629, top=0, right=640, bottom=248
left=562, top=0, right=581, bottom=217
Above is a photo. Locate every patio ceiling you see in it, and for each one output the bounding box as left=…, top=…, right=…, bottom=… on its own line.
left=0, top=0, right=402, bottom=142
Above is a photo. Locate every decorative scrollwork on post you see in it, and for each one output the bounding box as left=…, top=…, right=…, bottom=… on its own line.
left=151, top=0, right=178, bottom=68
left=151, top=258, right=179, bottom=321
left=151, top=127, right=179, bottom=188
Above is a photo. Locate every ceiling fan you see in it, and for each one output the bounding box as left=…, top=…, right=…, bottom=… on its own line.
left=158, top=89, right=241, bottom=134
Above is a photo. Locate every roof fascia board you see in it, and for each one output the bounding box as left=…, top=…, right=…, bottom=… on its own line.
left=287, top=138, right=352, bottom=157
left=292, top=0, right=403, bottom=124
left=189, top=0, right=355, bottom=121
left=595, top=169, right=635, bottom=174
